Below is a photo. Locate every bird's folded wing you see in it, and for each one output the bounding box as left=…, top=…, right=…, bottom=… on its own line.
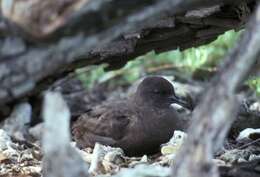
left=72, top=104, right=130, bottom=141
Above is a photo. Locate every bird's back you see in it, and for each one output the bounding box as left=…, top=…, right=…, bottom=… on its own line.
left=72, top=100, right=135, bottom=148
left=72, top=99, right=190, bottom=156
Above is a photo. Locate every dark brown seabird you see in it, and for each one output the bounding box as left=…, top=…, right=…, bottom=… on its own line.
left=72, top=76, right=192, bottom=156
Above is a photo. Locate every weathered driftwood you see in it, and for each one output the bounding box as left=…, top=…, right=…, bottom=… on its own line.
left=0, top=0, right=256, bottom=109
left=172, top=3, right=260, bottom=177
left=42, top=92, right=89, bottom=177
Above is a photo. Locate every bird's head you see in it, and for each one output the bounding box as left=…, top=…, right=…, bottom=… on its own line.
left=134, top=76, right=193, bottom=110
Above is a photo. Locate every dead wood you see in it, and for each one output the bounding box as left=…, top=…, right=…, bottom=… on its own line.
left=172, top=3, right=260, bottom=177
left=0, top=0, right=256, bottom=110
left=42, top=92, right=89, bottom=177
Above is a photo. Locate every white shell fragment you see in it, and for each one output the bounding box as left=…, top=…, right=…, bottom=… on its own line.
left=89, top=143, right=125, bottom=175
left=236, top=128, right=260, bottom=143
left=161, top=130, right=187, bottom=155
left=249, top=102, right=260, bottom=112
left=128, top=155, right=150, bottom=168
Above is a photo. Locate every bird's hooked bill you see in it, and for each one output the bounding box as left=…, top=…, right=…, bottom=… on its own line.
left=170, top=95, right=193, bottom=110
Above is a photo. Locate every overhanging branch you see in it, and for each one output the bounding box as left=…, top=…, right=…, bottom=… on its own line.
left=0, top=0, right=255, bottom=106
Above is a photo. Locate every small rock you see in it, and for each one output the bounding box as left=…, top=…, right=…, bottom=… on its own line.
left=22, top=165, right=42, bottom=175
left=0, top=103, right=31, bottom=141
left=104, top=151, right=125, bottom=165
left=19, top=149, right=34, bottom=162
left=89, top=143, right=125, bottom=175
left=140, top=155, right=149, bottom=163
left=31, top=149, right=42, bottom=161
left=0, top=151, right=8, bottom=162
left=113, top=164, right=171, bottom=177
left=29, top=123, right=43, bottom=141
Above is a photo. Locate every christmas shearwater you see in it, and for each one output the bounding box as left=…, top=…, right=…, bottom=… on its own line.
left=72, top=76, right=192, bottom=156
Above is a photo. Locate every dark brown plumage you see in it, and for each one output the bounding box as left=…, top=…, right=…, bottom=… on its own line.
left=72, top=76, right=192, bottom=156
